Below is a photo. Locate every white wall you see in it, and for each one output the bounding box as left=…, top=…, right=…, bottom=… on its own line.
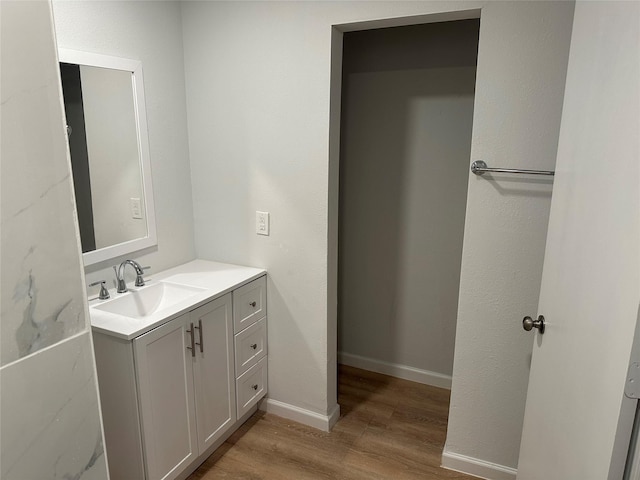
left=0, top=1, right=107, bottom=478
left=338, top=21, right=478, bottom=384
left=182, top=0, right=477, bottom=427
left=52, top=1, right=196, bottom=288
left=182, top=2, right=574, bottom=472
left=81, top=65, right=147, bottom=249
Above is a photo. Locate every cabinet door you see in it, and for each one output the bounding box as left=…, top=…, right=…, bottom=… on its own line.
left=134, top=315, right=198, bottom=480
left=191, top=294, right=236, bottom=453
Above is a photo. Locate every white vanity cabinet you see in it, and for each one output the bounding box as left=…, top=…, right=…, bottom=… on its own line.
left=134, top=294, right=235, bottom=480
left=90, top=262, right=267, bottom=480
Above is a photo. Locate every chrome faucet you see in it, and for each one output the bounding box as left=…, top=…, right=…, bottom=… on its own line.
left=114, top=260, right=148, bottom=293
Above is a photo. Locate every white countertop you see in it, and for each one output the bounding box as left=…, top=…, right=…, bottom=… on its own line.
left=89, top=259, right=266, bottom=340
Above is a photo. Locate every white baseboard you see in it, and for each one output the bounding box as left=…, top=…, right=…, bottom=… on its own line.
left=441, top=450, right=517, bottom=480
left=259, top=398, right=341, bottom=432
left=338, top=352, right=452, bottom=389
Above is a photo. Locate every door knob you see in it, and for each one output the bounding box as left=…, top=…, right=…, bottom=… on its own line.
left=523, top=315, right=545, bottom=334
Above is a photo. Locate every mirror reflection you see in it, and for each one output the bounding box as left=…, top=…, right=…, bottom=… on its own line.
left=58, top=50, right=156, bottom=266
left=61, top=63, right=146, bottom=252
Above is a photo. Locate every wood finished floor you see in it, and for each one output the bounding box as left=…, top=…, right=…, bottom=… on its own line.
left=188, top=365, right=477, bottom=479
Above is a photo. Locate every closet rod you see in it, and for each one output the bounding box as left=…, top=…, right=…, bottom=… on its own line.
left=471, top=160, right=555, bottom=176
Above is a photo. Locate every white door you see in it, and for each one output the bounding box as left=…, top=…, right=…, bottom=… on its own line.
left=191, top=293, right=236, bottom=452
left=134, top=314, right=198, bottom=480
left=517, top=2, right=639, bottom=479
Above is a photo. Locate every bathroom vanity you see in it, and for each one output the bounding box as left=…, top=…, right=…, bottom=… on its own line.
left=90, top=260, right=267, bottom=480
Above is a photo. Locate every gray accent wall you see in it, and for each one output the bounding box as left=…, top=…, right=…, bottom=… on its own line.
left=338, top=20, right=479, bottom=380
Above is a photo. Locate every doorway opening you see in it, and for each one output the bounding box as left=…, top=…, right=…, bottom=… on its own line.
left=332, top=17, right=480, bottom=458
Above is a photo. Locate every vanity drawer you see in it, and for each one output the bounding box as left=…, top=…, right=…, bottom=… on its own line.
left=233, top=276, right=266, bottom=333
left=236, top=356, right=268, bottom=418
left=234, top=317, right=267, bottom=377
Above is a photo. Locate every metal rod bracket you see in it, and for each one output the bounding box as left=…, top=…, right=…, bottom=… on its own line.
left=626, top=362, right=640, bottom=399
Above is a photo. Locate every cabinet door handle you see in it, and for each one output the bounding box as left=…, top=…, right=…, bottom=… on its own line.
left=250, top=343, right=258, bottom=350
left=249, top=301, right=257, bottom=308
left=194, top=319, right=204, bottom=353
left=186, top=323, right=195, bottom=358
left=252, top=384, right=258, bottom=391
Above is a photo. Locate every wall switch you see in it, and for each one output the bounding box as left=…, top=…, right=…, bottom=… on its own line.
left=256, top=211, right=270, bottom=236
left=130, top=198, right=143, bottom=219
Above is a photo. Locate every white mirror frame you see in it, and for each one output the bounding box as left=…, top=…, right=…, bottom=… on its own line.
left=58, top=48, right=157, bottom=266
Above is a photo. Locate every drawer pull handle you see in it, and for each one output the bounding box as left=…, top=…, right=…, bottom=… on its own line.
left=186, top=323, right=196, bottom=358
left=250, top=343, right=258, bottom=350
left=249, top=301, right=257, bottom=308
left=194, top=319, right=204, bottom=353
left=252, top=384, right=258, bottom=391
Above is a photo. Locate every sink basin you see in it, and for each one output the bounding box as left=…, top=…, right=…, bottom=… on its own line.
left=93, top=281, right=206, bottom=319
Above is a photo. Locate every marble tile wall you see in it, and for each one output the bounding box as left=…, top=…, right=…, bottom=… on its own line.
left=1, top=0, right=87, bottom=366
left=1, top=333, right=107, bottom=480
left=0, top=1, right=108, bottom=478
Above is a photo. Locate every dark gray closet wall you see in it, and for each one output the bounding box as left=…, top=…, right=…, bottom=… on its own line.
left=338, top=20, right=479, bottom=382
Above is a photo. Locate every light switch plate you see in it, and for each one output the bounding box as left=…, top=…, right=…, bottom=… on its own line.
left=130, top=198, right=143, bottom=219
left=256, top=211, right=269, bottom=236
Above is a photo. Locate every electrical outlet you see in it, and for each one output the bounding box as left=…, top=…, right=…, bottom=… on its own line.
left=130, top=198, right=143, bottom=219
left=256, top=211, right=269, bottom=236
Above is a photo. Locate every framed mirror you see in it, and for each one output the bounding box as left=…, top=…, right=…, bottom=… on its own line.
left=58, top=49, right=156, bottom=266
